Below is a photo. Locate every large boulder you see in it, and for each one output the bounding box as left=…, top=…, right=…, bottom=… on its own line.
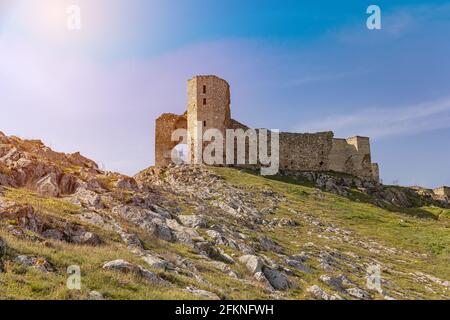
left=320, top=274, right=353, bottom=291
left=71, top=231, right=102, bottom=246
left=239, top=255, right=264, bottom=274
left=258, top=236, right=283, bottom=253
left=346, top=287, right=371, bottom=300
left=102, top=259, right=166, bottom=285
left=40, top=224, right=102, bottom=246
left=69, top=188, right=103, bottom=209
left=89, top=290, right=104, bottom=300
left=196, top=242, right=235, bottom=264
left=42, top=229, right=65, bottom=241
left=263, top=268, right=291, bottom=291
left=141, top=253, right=172, bottom=270
left=0, top=203, right=101, bottom=245
left=36, top=173, right=60, bottom=197
left=179, top=215, right=208, bottom=228
left=166, top=219, right=200, bottom=244
left=285, top=258, right=312, bottom=273
left=0, top=204, right=41, bottom=233
left=15, top=255, right=55, bottom=272
left=58, top=174, right=79, bottom=194
left=112, top=205, right=173, bottom=242
left=206, top=229, right=228, bottom=246
left=307, top=285, right=342, bottom=300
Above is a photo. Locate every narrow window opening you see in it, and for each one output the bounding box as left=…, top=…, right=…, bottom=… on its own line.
left=203, top=85, right=206, bottom=94
left=203, top=98, right=206, bottom=105
left=203, top=120, right=207, bottom=127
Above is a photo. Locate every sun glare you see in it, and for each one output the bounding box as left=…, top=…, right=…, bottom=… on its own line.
left=37, top=1, right=67, bottom=31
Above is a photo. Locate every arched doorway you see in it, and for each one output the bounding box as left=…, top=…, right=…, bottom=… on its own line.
left=171, top=143, right=188, bottom=164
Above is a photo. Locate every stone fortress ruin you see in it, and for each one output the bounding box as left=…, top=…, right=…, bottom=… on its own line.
left=433, top=186, right=450, bottom=198
left=155, top=75, right=380, bottom=181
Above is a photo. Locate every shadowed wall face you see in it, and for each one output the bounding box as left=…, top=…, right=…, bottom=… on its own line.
left=434, top=186, right=450, bottom=197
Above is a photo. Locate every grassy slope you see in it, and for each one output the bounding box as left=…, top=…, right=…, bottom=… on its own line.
left=1, top=167, right=449, bottom=299
left=210, top=167, right=450, bottom=299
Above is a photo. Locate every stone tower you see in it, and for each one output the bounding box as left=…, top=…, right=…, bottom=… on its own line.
left=187, top=75, right=231, bottom=164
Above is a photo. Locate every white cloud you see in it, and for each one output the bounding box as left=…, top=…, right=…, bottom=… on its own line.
left=293, top=98, right=450, bottom=139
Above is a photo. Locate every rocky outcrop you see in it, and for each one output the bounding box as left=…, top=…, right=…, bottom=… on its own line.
left=89, top=290, right=104, bottom=300
left=0, top=237, right=6, bottom=273
left=0, top=133, right=101, bottom=196
left=102, top=259, right=167, bottom=285
left=68, top=188, right=103, bottom=209
left=281, top=170, right=449, bottom=209
left=263, top=267, right=291, bottom=291
left=0, top=203, right=102, bottom=245
left=36, top=173, right=60, bottom=197
left=15, top=255, right=55, bottom=272
left=238, top=254, right=291, bottom=291
left=179, top=215, right=208, bottom=228
left=0, top=132, right=448, bottom=300
left=184, top=286, right=220, bottom=300
left=307, top=285, right=342, bottom=300
left=112, top=205, right=173, bottom=242
left=239, top=255, right=264, bottom=274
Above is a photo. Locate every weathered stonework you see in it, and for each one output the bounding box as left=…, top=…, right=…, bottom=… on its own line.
left=433, top=186, right=450, bottom=197
left=371, top=163, right=380, bottom=183
left=329, top=136, right=374, bottom=180
left=187, top=75, right=231, bottom=164
left=154, top=75, right=380, bottom=181
left=279, top=132, right=333, bottom=171
left=155, top=113, right=187, bottom=167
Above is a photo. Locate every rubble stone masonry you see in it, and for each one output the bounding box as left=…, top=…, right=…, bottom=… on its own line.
left=155, top=75, right=380, bottom=181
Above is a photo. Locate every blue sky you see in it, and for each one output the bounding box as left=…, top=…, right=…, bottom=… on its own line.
left=0, top=0, right=449, bottom=187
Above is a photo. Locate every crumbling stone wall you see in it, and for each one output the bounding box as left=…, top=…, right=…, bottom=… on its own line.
left=371, top=163, right=380, bottom=183
left=345, top=136, right=373, bottom=179
left=328, top=139, right=348, bottom=173
left=154, top=75, right=380, bottom=181
left=155, top=113, right=187, bottom=167
left=279, top=132, right=333, bottom=171
left=434, top=186, right=450, bottom=197
left=329, top=136, right=375, bottom=180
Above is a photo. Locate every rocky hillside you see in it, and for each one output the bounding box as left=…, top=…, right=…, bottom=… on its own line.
left=0, top=131, right=449, bottom=300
